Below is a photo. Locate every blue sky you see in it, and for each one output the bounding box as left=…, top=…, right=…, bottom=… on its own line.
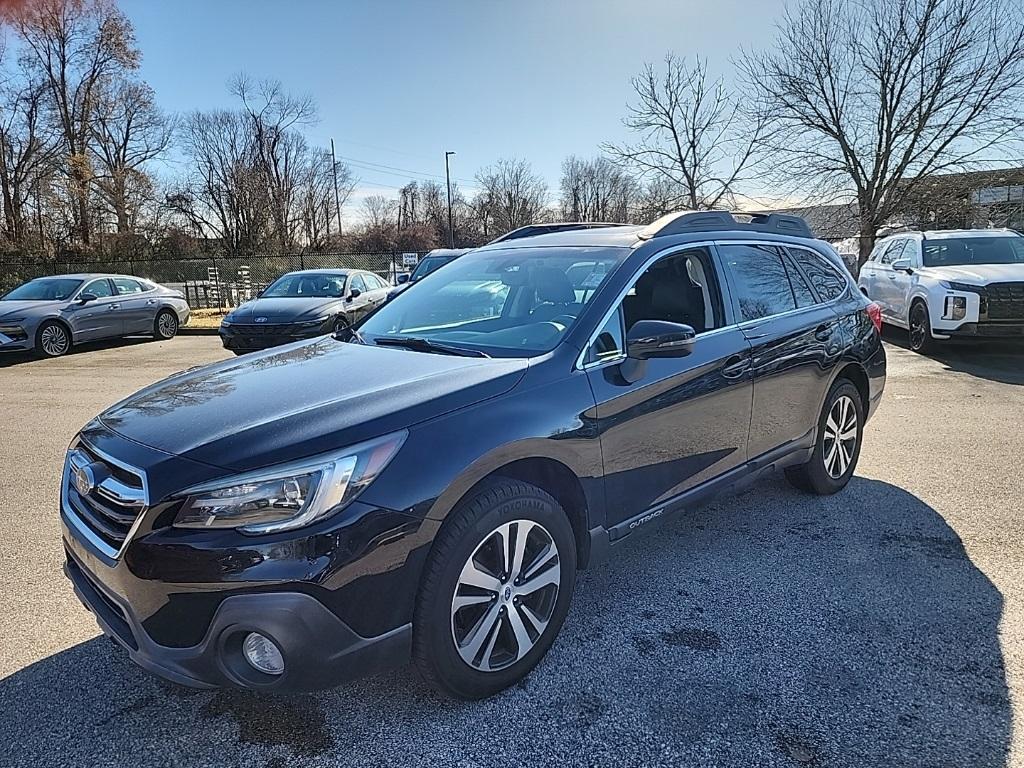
left=122, top=0, right=788, bottom=212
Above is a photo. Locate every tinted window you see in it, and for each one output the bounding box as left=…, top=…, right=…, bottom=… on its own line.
left=411, top=255, right=452, bottom=280
left=83, top=279, right=114, bottom=299
left=623, top=248, right=723, bottom=334
left=720, top=244, right=798, bottom=322
left=922, top=236, right=1024, bottom=267
left=2, top=277, right=82, bottom=301
left=360, top=246, right=626, bottom=357
left=587, top=307, right=625, bottom=364
left=787, top=247, right=848, bottom=302
left=879, top=239, right=908, bottom=265
left=112, top=277, right=145, bottom=295
left=262, top=273, right=347, bottom=298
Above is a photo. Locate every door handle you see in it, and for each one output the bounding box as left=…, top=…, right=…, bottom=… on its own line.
left=814, top=324, right=833, bottom=341
left=146, top=299, right=157, bottom=305
left=887, top=273, right=897, bottom=279
left=107, top=304, right=120, bottom=310
left=722, top=354, right=750, bottom=380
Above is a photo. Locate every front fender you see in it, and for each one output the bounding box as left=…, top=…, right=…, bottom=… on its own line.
left=358, top=365, right=605, bottom=529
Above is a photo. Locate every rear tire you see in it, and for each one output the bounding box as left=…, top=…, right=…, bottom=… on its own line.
left=908, top=300, right=936, bottom=354
left=154, top=309, right=178, bottom=340
left=36, top=320, right=71, bottom=358
left=413, top=478, right=576, bottom=699
left=785, top=379, right=864, bottom=495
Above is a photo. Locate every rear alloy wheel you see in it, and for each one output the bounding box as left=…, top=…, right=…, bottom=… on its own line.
left=36, top=321, right=70, bottom=358
left=413, top=478, right=576, bottom=699
left=785, top=379, right=864, bottom=495
left=908, top=301, right=936, bottom=354
left=155, top=310, right=178, bottom=340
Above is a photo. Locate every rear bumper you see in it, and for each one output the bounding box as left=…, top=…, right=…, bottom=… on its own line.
left=64, top=549, right=411, bottom=691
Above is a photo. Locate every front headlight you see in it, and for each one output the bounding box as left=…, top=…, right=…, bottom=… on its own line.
left=296, top=315, right=332, bottom=329
left=172, top=431, right=406, bottom=534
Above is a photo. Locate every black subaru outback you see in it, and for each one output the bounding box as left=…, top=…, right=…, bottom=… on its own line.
left=61, top=211, right=886, bottom=699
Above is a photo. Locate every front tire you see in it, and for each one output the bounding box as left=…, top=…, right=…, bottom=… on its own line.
left=908, top=301, right=936, bottom=354
left=36, top=320, right=71, bottom=358
left=785, top=379, right=864, bottom=495
left=413, top=478, right=576, bottom=699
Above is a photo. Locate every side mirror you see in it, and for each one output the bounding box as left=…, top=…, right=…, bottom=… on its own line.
left=78, top=293, right=98, bottom=305
left=396, top=273, right=410, bottom=284
left=891, top=258, right=914, bottom=274
left=347, top=288, right=361, bottom=301
left=626, top=320, right=696, bottom=360
left=619, top=320, right=696, bottom=384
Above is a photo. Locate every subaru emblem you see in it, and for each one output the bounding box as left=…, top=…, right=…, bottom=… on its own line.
left=73, top=463, right=95, bottom=496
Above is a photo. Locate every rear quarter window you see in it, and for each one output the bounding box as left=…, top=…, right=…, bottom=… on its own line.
left=787, top=247, right=849, bottom=302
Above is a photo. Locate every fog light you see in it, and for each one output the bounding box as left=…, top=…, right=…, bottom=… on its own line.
left=242, top=632, right=284, bottom=675
left=944, top=295, right=967, bottom=321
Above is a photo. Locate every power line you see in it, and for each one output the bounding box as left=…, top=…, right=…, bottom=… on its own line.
left=338, top=154, right=477, bottom=186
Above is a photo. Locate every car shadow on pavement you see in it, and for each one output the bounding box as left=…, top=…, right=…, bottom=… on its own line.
left=0, top=336, right=156, bottom=368
left=882, top=326, right=1024, bottom=385
left=0, top=477, right=1009, bottom=768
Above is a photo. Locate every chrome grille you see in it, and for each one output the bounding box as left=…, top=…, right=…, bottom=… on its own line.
left=983, top=282, right=1024, bottom=320
left=62, top=441, right=148, bottom=559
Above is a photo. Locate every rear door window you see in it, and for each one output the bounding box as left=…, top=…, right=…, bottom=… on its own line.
left=718, top=243, right=798, bottom=322
left=112, top=277, right=146, bottom=295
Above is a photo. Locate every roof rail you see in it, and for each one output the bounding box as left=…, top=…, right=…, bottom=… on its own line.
left=488, top=222, right=630, bottom=244
left=637, top=210, right=814, bottom=240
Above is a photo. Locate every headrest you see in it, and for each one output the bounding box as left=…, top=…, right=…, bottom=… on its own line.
left=533, top=267, right=576, bottom=304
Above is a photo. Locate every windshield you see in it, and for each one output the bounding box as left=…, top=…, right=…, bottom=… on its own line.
left=3, top=277, right=83, bottom=301
left=359, top=246, right=627, bottom=357
left=922, top=236, right=1024, bottom=267
left=262, top=273, right=347, bottom=298
left=411, top=255, right=452, bottom=281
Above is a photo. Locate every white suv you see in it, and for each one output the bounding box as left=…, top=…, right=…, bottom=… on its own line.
left=858, top=229, right=1024, bottom=352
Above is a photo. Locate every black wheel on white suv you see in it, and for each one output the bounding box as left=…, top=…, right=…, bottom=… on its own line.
left=908, top=301, right=936, bottom=354
left=785, top=378, right=864, bottom=495
left=412, top=478, right=576, bottom=699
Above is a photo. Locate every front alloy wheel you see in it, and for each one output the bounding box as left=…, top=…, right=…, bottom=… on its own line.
left=37, top=321, right=70, bottom=357
left=451, top=520, right=560, bottom=672
left=413, top=478, right=576, bottom=699
left=909, top=302, right=935, bottom=353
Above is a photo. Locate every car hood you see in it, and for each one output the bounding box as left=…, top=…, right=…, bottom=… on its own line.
left=98, top=337, right=528, bottom=472
left=0, top=299, right=65, bottom=318
left=229, top=296, right=345, bottom=322
left=920, top=263, right=1024, bottom=284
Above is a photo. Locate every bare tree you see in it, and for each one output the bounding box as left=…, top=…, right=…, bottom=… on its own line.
left=91, top=79, right=173, bottom=235
left=604, top=54, right=764, bottom=212
left=231, top=75, right=317, bottom=250
left=559, top=155, right=639, bottom=222
left=743, top=0, right=1024, bottom=268
left=14, top=0, right=140, bottom=246
left=0, top=71, right=60, bottom=248
left=296, top=147, right=353, bottom=248
left=474, top=157, right=547, bottom=234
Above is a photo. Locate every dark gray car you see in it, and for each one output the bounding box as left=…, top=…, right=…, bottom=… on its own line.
left=0, top=274, right=191, bottom=357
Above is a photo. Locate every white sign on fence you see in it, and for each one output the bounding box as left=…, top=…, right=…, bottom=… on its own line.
left=402, top=253, right=419, bottom=267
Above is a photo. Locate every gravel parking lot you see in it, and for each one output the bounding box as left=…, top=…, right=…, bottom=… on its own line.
left=1, top=333, right=1022, bottom=767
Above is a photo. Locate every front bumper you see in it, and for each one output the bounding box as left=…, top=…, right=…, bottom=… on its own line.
left=219, top=324, right=328, bottom=352
left=64, top=545, right=411, bottom=691
left=941, top=322, right=1024, bottom=340
left=0, top=324, right=32, bottom=351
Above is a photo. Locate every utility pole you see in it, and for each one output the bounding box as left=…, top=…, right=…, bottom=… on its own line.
left=330, top=138, right=343, bottom=239
left=445, top=150, right=456, bottom=248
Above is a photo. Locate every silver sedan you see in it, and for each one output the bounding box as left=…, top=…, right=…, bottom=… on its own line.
left=0, top=273, right=191, bottom=357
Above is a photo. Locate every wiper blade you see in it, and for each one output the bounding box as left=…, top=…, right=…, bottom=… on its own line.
left=373, top=336, right=490, bottom=358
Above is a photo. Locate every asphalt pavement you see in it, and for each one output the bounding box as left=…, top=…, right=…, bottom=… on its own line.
left=0, top=332, right=1022, bottom=767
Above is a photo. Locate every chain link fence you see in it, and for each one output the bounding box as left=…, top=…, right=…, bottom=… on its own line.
left=0, top=251, right=428, bottom=309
